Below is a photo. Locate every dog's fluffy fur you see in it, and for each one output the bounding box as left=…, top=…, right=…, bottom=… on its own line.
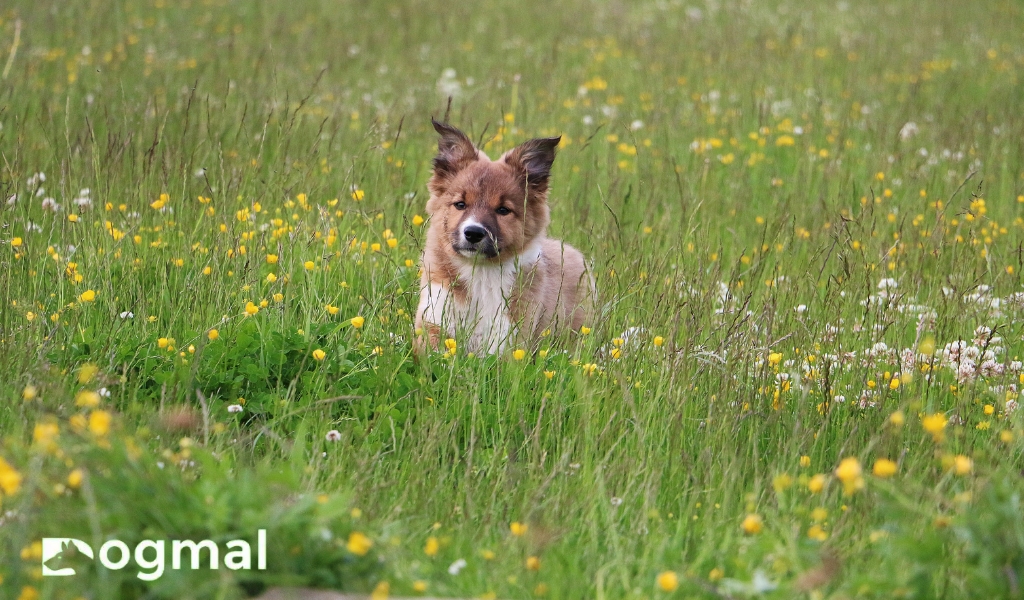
left=415, top=119, right=593, bottom=354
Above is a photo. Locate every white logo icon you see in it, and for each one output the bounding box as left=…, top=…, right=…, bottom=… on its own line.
left=41, top=538, right=95, bottom=576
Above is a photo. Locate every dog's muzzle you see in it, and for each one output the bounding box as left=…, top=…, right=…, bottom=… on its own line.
left=454, top=224, right=498, bottom=258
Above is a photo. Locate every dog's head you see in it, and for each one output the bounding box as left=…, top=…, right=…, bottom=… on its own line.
left=425, top=119, right=560, bottom=262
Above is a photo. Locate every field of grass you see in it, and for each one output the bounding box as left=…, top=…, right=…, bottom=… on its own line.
left=2, top=0, right=1024, bottom=598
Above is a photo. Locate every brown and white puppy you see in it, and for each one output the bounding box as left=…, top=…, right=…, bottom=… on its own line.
left=415, top=119, right=593, bottom=355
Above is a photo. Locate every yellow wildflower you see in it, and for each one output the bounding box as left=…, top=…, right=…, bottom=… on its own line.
left=807, top=473, right=827, bottom=493
left=952, top=455, right=973, bottom=475
left=0, top=457, right=23, bottom=495
left=424, top=536, right=439, bottom=556
left=656, top=571, right=679, bottom=592
left=78, top=363, right=99, bottom=384
left=347, top=532, right=373, bottom=556
left=835, top=457, right=864, bottom=494
left=75, top=390, right=101, bottom=408
left=873, top=458, right=897, bottom=478
left=922, top=413, right=947, bottom=442
left=88, top=411, right=112, bottom=436
left=742, top=514, right=763, bottom=534
left=33, top=422, right=59, bottom=449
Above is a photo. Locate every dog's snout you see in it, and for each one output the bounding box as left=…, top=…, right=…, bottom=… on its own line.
left=463, top=224, right=487, bottom=244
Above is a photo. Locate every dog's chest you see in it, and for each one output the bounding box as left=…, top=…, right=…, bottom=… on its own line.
left=421, top=243, right=543, bottom=354
left=454, top=261, right=519, bottom=354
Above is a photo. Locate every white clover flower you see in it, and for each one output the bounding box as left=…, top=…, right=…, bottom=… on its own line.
left=900, top=347, right=916, bottom=369
left=447, top=558, right=467, bottom=575
left=1006, top=292, right=1024, bottom=308
left=943, top=341, right=968, bottom=363
left=227, top=404, right=243, bottom=413
left=325, top=429, right=341, bottom=441
left=73, top=189, right=92, bottom=208
left=858, top=391, right=876, bottom=409
left=437, top=68, right=462, bottom=98
left=899, top=122, right=919, bottom=140
left=980, top=360, right=1004, bottom=378
left=957, top=360, right=977, bottom=382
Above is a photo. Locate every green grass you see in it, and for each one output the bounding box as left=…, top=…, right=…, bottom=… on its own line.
left=2, top=0, right=1024, bottom=598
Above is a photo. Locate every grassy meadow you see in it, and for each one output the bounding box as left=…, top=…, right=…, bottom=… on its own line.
left=3, top=0, right=1024, bottom=598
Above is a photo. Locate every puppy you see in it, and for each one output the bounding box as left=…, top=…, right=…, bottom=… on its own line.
left=415, top=119, right=593, bottom=355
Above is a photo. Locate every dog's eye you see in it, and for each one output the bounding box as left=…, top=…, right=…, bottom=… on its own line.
left=496, top=206, right=511, bottom=216
left=454, top=201, right=466, bottom=210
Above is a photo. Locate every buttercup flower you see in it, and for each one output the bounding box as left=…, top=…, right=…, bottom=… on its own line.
left=346, top=532, right=372, bottom=555
left=873, top=458, right=898, bottom=478
left=742, top=514, right=763, bottom=534
left=835, top=457, right=864, bottom=494
left=656, top=571, right=679, bottom=592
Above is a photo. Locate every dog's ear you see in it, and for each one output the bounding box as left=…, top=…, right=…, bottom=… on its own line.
left=504, top=136, right=561, bottom=194
left=430, top=119, right=478, bottom=191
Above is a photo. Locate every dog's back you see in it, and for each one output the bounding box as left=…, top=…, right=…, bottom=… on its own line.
left=512, top=238, right=593, bottom=341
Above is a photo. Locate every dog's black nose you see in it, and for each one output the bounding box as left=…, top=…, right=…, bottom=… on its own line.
left=463, top=225, right=487, bottom=244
